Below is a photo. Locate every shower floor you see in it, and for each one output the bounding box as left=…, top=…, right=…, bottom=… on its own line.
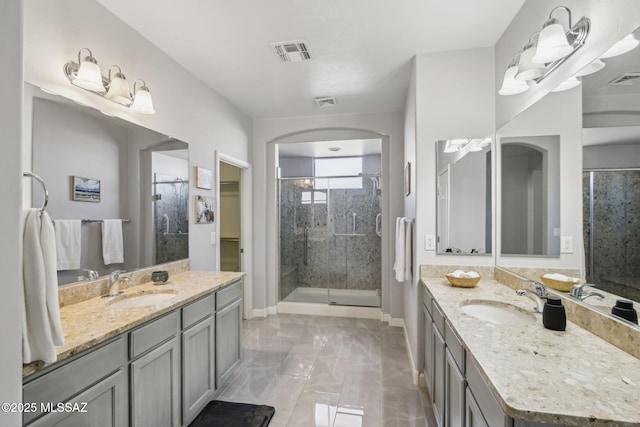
left=282, top=286, right=381, bottom=307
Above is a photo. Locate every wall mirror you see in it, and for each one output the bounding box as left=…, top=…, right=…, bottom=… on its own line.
left=436, top=138, right=492, bottom=255
left=27, top=84, right=190, bottom=285
left=500, top=135, right=560, bottom=256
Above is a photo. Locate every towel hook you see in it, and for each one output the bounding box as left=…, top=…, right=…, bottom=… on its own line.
left=23, top=171, right=49, bottom=212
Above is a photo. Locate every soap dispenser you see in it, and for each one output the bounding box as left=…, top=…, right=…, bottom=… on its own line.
left=611, top=299, right=638, bottom=324
left=542, top=296, right=566, bottom=331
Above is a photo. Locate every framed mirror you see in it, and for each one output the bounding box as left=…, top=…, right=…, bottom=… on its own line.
left=27, top=84, right=190, bottom=285
left=500, top=135, right=560, bottom=256
left=436, top=138, right=492, bottom=255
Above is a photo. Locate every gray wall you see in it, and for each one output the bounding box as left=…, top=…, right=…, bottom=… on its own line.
left=584, top=143, right=640, bottom=169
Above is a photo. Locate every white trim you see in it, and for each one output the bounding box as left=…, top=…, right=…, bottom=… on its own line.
left=393, top=318, right=421, bottom=386
left=277, top=302, right=381, bottom=319
left=215, top=151, right=253, bottom=319
left=251, top=306, right=277, bottom=318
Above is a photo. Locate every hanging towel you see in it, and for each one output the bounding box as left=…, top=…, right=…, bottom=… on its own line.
left=101, top=219, right=124, bottom=265
left=394, top=217, right=413, bottom=282
left=22, top=209, right=64, bottom=364
left=53, top=219, right=82, bottom=270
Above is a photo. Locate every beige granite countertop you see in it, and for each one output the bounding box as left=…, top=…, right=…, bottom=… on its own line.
left=422, top=276, right=640, bottom=427
left=23, top=270, right=244, bottom=378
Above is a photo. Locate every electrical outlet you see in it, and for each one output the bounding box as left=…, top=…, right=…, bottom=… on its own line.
left=561, top=236, right=573, bottom=253
left=210, top=231, right=216, bottom=245
left=425, top=234, right=436, bottom=251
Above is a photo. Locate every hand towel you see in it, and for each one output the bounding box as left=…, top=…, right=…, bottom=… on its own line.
left=394, top=217, right=413, bottom=282
left=53, top=219, right=82, bottom=270
left=102, top=219, right=124, bottom=265
left=22, top=209, right=64, bottom=364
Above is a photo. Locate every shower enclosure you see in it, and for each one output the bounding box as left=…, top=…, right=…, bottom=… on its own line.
left=153, top=173, right=189, bottom=264
left=279, top=174, right=382, bottom=307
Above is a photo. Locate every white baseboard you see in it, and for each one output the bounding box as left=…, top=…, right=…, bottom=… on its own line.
left=251, top=306, right=277, bottom=318
left=276, top=302, right=381, bottom=319
left=394, top=318, right=421, bottom=386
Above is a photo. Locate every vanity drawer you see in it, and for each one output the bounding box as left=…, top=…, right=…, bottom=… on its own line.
left=445, top=321, right=465, bottom=373
left=216, top=280, right=242, bottom=310
left=422, top=282, right=433, bottom=315
left=130, top=311, right=180, bottom=359
left=182, top=293, right=215, bottom=329
left=466, top=354, right=509, bottom=427
left=23, top=337, right=126, bottom=425
left=432, top=301, right=445, bottom=336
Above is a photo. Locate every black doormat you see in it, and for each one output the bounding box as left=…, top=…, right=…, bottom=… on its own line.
left=189, top=400, right=275, bottom=427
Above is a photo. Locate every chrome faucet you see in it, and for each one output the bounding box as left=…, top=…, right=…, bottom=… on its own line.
left=570, top=283, right=605, bottom=302
left=104, top=270, right=130, bottom=297
left=77, top=269, right=99, bottom=281
left=516, top=280, right=548, bottom=313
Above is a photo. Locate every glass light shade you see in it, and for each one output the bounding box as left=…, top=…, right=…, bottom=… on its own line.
left=532, top=20, right=573, bottom=64
left=600, top=34, right=639, bottom=58
left=105, top=74, right=132, bottom=106
left=72, top=60, right=106, bottom=92
left=499, top=65, right=529, bottom=95
left=131, top=87, right=156, bottom=114
left=575, top=58, right=605, bottom=77
left=515, top=45, right=545, bottom=81
left=552, top=76, right=581, bottom=92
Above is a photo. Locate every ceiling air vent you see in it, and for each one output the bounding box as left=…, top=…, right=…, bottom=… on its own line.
left=609, top=72, right=640, bottom=86
left=314, top=96, right=337, bottom=108
left=270, top=40, right=312, bottom=63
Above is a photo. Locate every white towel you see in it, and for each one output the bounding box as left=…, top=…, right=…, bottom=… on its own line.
left=22, top=209, right=64, bottom=364
left=101, top=219, right=124, bottom=265
left=53, top=220, right=82, bottom=270
left=394, top=217, right=413, bottom=282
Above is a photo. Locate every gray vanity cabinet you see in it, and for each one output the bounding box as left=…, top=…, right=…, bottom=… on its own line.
left=445, top=349, right=465, bottom=427
left=130, top=312, right=181, bottom=427
left=432, top=321, right=446, bottom=426
left=465, top=388, right=489, bottom=427
left=181, top=294, right=216, bottom=426
left=215, top=282, right=242, bottom=387
left=422, top=289, right=434, bottom=397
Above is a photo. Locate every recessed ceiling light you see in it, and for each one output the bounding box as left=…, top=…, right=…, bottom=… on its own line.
left=328, top=147, right=341, bottom=152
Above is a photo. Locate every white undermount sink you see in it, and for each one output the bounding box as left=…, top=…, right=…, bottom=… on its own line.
left=106, top=290, right=179, bottom=309
left=460, top=299, right=536, bottom=325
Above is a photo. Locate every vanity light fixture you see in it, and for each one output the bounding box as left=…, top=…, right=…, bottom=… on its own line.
left=498, top=6, right=590, bottom=96
left=64, top=48, right=156, bottom=114
left=600, top=33, right=639, bottom=59
left=575, top=58, right=605, bottom=77
left=443, top=138, right=490, bottom=154
left=551, top=76, right=581, bottom=92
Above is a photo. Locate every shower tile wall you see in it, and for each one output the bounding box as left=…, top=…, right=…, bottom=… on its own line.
left=154, top=177, right=189, bottom=264
left=279, top=178, right=381, bottom=301
left=584, top=170, right=640, bottom=302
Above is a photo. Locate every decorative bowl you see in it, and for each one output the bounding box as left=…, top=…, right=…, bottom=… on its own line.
left=540, top=275, right=581, bottom=292
left=151, top=270, right=169, bottom=284
left=445, top=274, right=481, bottom=288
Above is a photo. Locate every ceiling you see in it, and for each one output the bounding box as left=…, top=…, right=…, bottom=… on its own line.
left=97, top=0, right=525, bottom=119
left=279, top=138, right=381, bottom=158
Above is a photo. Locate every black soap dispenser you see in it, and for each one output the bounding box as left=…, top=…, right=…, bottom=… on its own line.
left=611, top=299, right=638, bottom=324
left=542, top=296, right=566, bottom=331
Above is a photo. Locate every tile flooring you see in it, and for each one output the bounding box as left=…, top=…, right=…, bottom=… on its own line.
left=217, top=313, right=437, bottom=426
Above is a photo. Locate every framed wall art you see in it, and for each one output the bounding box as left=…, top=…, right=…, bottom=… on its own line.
left=72, top=176, right=101, bottom=202
left=195, top=166, right=213, bottom=190
left=195, top=195, right=215, bottom=223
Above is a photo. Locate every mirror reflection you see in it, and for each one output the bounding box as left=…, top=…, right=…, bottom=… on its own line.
left=29, top=85, right=189, bottom=285
left=436, top=138, right=492, bottom=255
left=500, top=135, right=560, bottom=256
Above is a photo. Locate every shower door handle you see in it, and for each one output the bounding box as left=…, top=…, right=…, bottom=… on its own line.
left=376, top=213, right=382, bottom=237
left=303, top=226, right=309, bottom=265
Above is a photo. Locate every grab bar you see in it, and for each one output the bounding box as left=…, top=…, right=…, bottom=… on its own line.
left=376, top=213, right=382, bottom=237
left=303, top=226, right=309, bottom=265
left=23, top=171, right=49, bottom=212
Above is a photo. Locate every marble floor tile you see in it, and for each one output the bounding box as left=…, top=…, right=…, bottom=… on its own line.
left=220, top=313, right=436, bottom=427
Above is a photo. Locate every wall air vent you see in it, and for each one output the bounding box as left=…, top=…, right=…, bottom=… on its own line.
left=270, top=40, right=312, bottom=63
left=314, top=96, right=337, bottom=108
left=609, top=72, right=640, bottom=86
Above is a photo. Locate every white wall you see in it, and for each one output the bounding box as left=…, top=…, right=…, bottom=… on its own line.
left=22, top=0, right=252, bottom=272
left=0, top=0, right=23, bottom=423
left=584, top=144, right=640, bottom=169
left=253, top=113, right=404, bottom=319
left=408, top=47, right=496, bottom=373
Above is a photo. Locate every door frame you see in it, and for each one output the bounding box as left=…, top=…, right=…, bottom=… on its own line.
left=215, top=151, right=252, bottom=319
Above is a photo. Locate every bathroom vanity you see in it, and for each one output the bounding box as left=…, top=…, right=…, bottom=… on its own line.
left=422, top=271, right=640, bottom=427
left=22, top=270, right=244, bottom=427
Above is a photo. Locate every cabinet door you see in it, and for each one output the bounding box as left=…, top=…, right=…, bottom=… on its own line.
left=131, top=336, right=181, bottom=427
left=445, top=349, right=465, bottom=427
left=423, top=305, right=434, bottom=396
left=465, top=388, right=489, bottom=427
left=182, top=316, right=215, bottom=426
left=28, top=370, right=127, bottom=427
left=433, top=326, right=446, bottom=426
left=216, top=298, right=242, bottom=387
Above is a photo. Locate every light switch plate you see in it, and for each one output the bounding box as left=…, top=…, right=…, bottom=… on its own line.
left=210, top=231, right=216, bottom=245
left=425, top=234, right=436, bottom=251
left=553, top=227, right=560, bottom=237
left=561, top=236, right=573, bottom=253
